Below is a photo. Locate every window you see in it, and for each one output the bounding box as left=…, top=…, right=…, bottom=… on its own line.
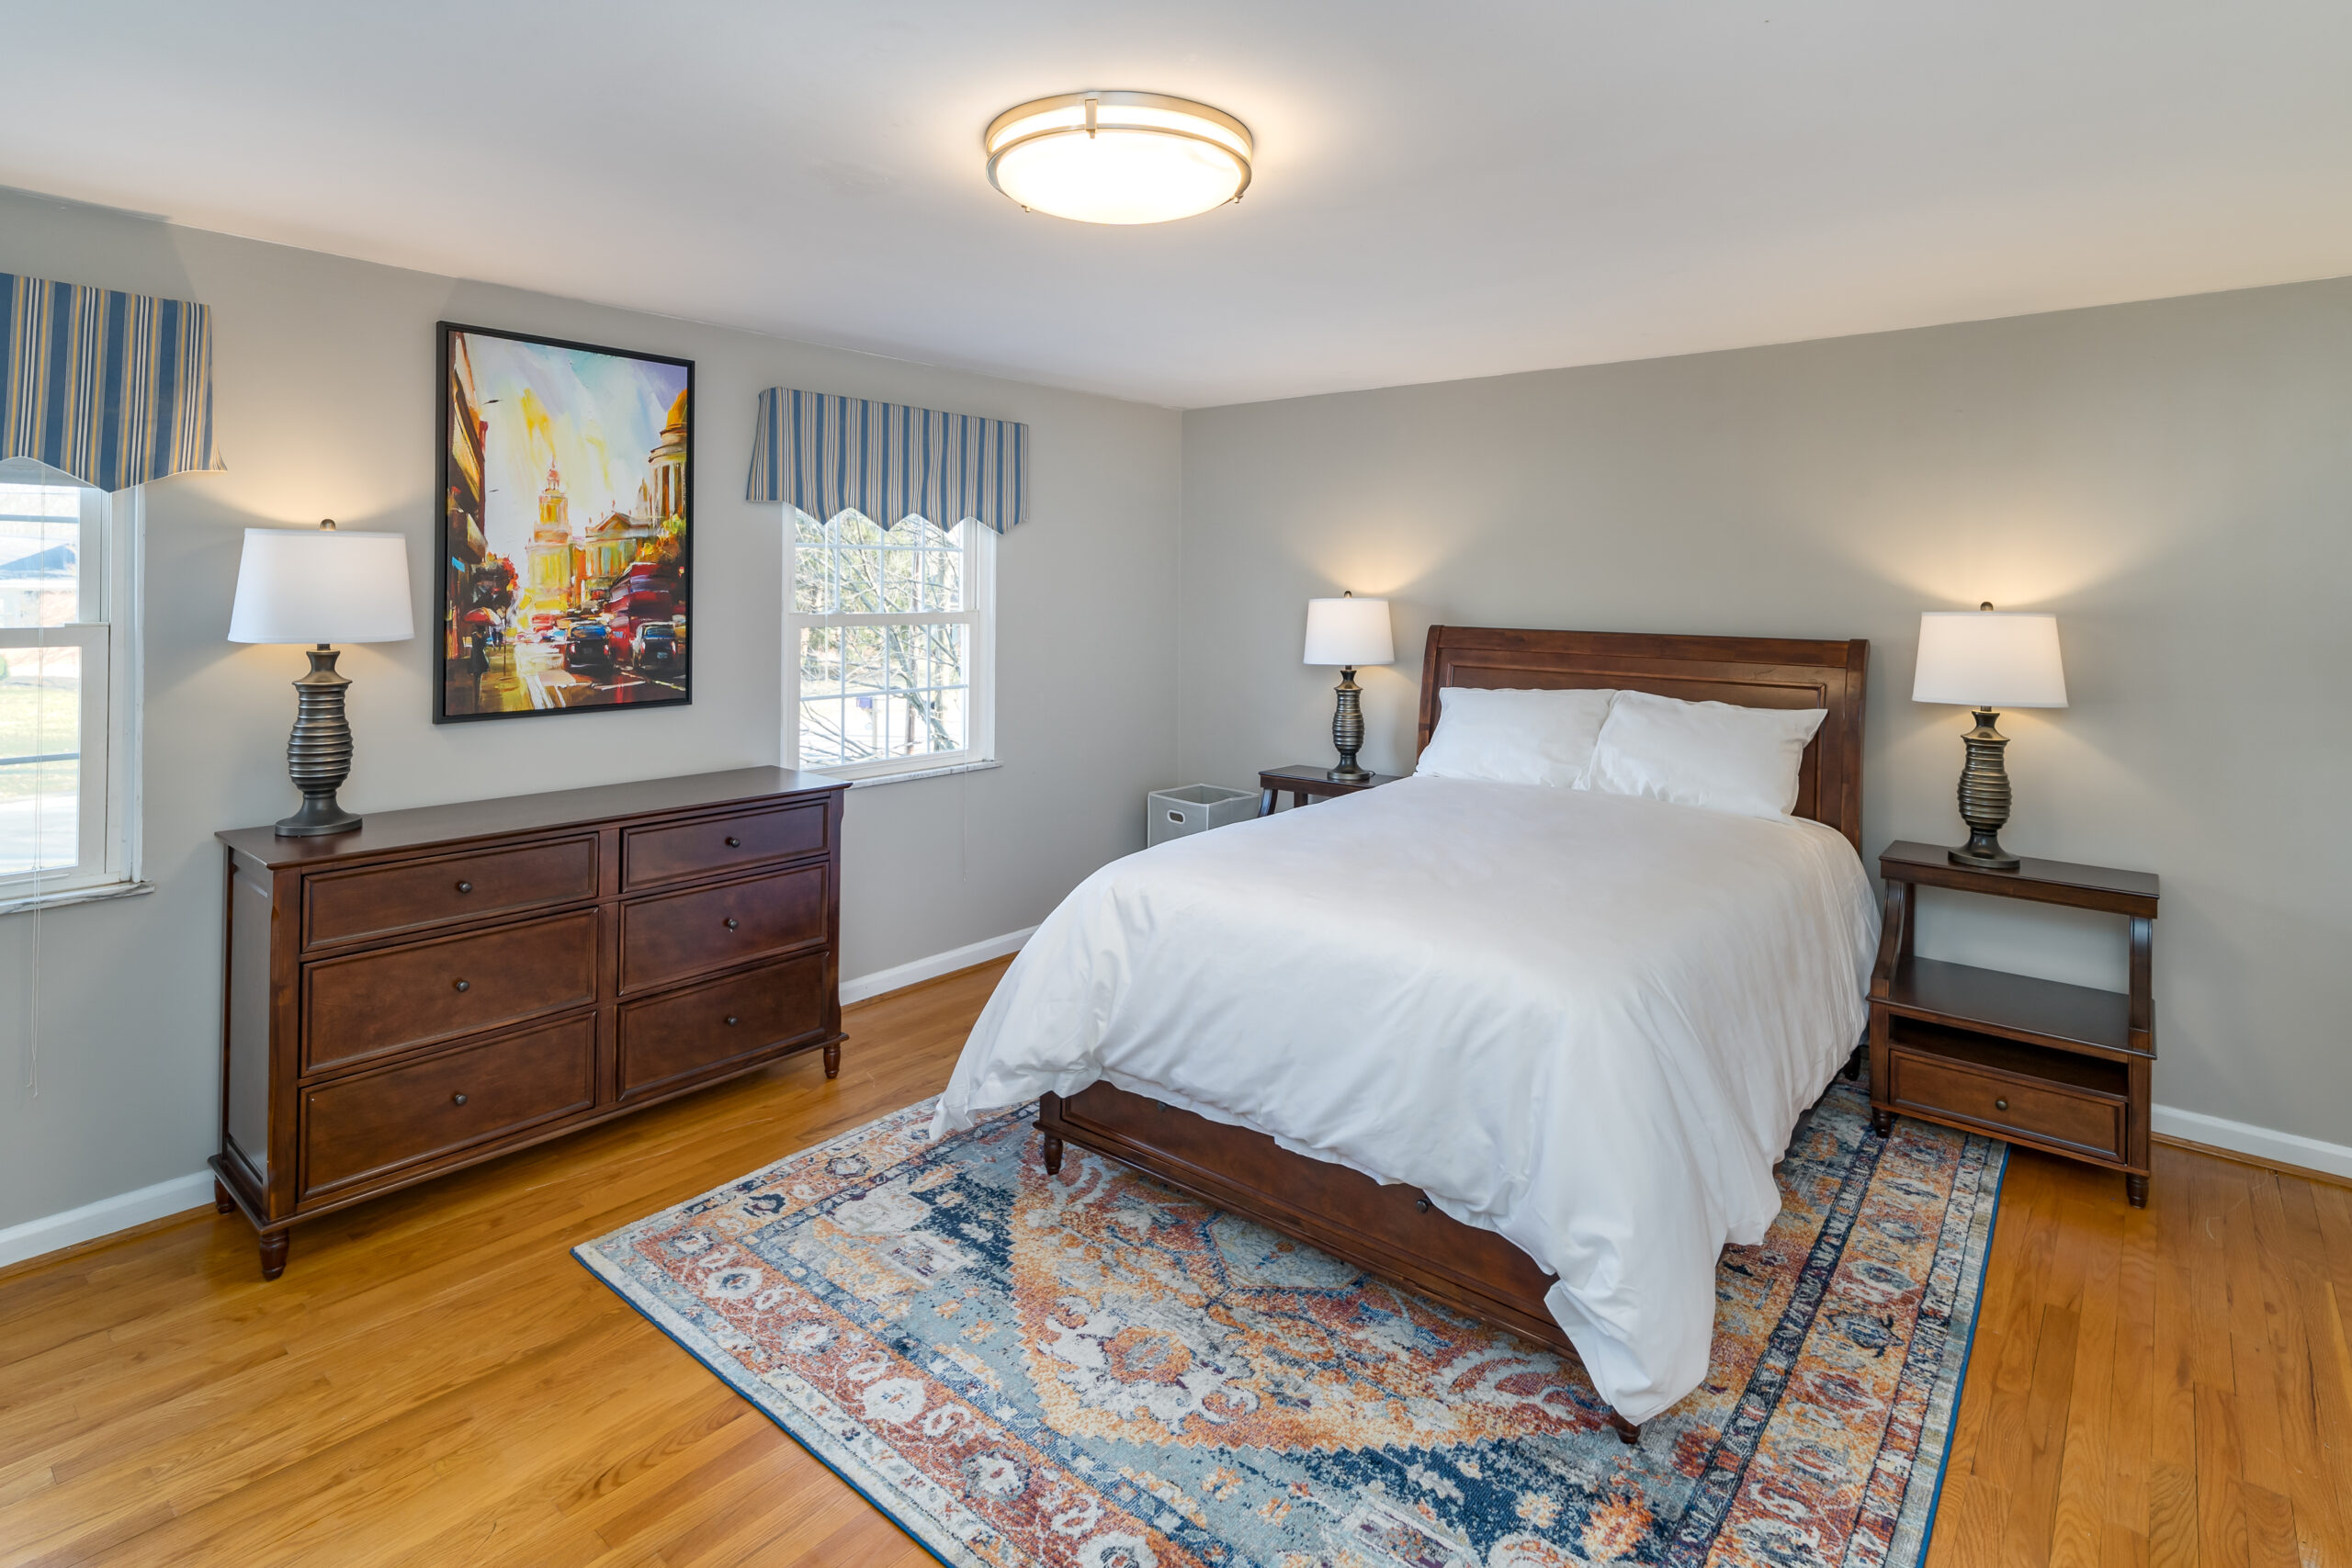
left=786, top=509, right=994, bottom=782
left=0, top=460, right=140, bottom=907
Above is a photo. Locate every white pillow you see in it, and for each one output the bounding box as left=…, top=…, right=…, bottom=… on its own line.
left=1414, top=686, right=1617, bottom=787
left=1585, top=690, right=1828, bottom=818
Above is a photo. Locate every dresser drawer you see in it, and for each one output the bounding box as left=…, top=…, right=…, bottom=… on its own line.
left=1888, top=1047, right=2126, bottom=1161
left=622, top=801, right=830, bottom=892
left=303, top=910, right=600, bottom=1074
left=617, top=952, right=831, bottom=1099
left=300, top=1012, right=595, bottom=1200
left=618, top=863, right=828, bottom=995
left=303, top=835, right=597, bottom=949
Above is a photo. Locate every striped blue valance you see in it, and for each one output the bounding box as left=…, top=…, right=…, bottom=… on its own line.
left=2, top=272, right=226, bottom=491
left=747, top=388, right=1026, bottom=532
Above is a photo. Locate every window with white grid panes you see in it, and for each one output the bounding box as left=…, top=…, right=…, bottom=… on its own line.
left=0, top=459, right=140, bottom=899
left=786, top=509, right=993, bottom=781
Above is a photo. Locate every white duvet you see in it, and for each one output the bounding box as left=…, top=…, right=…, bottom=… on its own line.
left=930, top=774, right=1878, bottom=1423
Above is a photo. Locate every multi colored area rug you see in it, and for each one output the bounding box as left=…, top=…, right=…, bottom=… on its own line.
left=578, top=1081, right=2002, bottom=1568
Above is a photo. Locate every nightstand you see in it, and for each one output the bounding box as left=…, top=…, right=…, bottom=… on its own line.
left=1870, top=840, right=2159, bottom=1206
left=1256, top=764, right=1405, bottom=817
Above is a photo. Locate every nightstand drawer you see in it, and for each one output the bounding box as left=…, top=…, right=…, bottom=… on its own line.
left=1888, top=1046, right=2125, bottom=1160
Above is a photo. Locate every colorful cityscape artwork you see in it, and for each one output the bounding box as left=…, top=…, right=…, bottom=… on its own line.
left=436, top=323, right=693, bottom=721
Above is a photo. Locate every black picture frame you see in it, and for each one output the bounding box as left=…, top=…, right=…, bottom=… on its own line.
left=435, top=321, right=695, bottom=724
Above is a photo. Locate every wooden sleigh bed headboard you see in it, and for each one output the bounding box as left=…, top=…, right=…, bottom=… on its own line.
left=1415, top=626, right=1871, bottom=852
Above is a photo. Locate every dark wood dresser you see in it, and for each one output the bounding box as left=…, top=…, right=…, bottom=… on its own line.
left=213, top=767, right=847, bottom=1278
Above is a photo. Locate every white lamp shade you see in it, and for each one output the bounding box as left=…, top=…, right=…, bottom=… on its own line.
left=1303, top=597, right=1394, bottom=667
left=227, top=527, right=415, bottom=645
left=1913, top=610, right=2067, bottom=708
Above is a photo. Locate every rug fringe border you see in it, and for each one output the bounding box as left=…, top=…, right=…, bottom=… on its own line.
left=573, top=1235, right=980, bottom=1568
left=571, top=1092, right=992, bottom=1568
left=1897, top=1137, right=2011, bottom=1567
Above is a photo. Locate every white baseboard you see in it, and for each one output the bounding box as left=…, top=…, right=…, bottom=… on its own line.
left=2153, top=1103, right=2352, bottom=1182
left=1, top=1059, right=2330, bottom=1277
left=0, top=1169, right=214, bottom=1271
left=840, top=926, right=1035, bottom=1007
left=0, top=931, right=1035, bottom=1274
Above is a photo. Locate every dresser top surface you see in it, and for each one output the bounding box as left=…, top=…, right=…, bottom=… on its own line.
left=219, top=767, right=846, bottom=869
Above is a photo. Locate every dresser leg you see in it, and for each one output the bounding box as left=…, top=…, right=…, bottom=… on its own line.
left=1871, top=1110, right=1893, bottom=1138
left=2126, top=1174, right=2148, bottom=1209
left=822, top=1042, right=841, bottom=1080
left=1041, top=1134, right=1064, bottom=1176
left=213, top=1179, right=235, bottom=1214
left=257, top=1230, right=289, bottom=1281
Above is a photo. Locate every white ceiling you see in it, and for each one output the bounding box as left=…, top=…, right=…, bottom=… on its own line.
left=9, top=1, right=2352, bottom=408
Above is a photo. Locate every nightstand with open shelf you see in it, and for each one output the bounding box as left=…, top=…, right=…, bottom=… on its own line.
left=1870, top=840, right=2159, bottom=1206
left=1255, top=763, right=1405, bottom=816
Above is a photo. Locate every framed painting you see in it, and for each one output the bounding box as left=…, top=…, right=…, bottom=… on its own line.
left=435, top=322, right=693, bottom=722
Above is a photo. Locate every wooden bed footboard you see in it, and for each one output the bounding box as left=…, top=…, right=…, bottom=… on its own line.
left=1035, top=1084, right=1643, bottom=1444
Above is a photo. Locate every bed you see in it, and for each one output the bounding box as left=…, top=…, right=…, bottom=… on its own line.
left=931, top=626, right=1873, bottom=1439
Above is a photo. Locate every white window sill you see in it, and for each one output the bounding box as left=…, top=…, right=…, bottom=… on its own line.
left=841, top=760, right=1002, bottom=790
left=0, top=878, right=155, bottom=919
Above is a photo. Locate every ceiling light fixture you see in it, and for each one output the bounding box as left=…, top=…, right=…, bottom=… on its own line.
left=984, top=91, right=1252, bottom=225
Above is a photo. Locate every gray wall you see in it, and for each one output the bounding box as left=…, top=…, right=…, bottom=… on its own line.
left=0, top=188, right=1182, bottom=1231
left=1179, top=277, right=2352, bottom=1148
left=7, top=182, right=2345, bottom=1232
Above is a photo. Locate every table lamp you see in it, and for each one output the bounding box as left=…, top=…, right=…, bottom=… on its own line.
left=1912, top=603, right=2067, bottom=870
left=1302, top=592, right=1394, bottom=782
left=228, top=520, right=414, bottom=836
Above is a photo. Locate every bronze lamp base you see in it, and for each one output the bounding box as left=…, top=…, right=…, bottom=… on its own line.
left=1327, top=667, right=1370, bottom=782
left=275, top=645, right=364, bottom=838
left=1948, top=706, right=2019, bottom=870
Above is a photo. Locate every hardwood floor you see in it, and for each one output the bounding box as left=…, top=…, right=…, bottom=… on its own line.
left=1926, top=1135, right=2352, bottom=1568
left=2, top=957, right=2345, bottom=1568
left=0, top=964, right=996, bottom=1568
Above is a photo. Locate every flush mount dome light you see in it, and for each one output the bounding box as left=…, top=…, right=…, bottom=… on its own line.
left=984, top=91, right=1251, bottom=225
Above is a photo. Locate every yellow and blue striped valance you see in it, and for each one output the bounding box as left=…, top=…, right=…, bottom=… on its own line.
left=2, top=272, right=226, bottom=491
left=747, top=387, right=1026, bottom=532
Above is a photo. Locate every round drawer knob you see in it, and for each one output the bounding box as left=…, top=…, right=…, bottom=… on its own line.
left=453, top=978, right=470, bottom=993
left=725, top=1015, right=740, bottom=1027
left=1994, top=1097, right=2009, bottom=1111
left=1415, top=1196, right=1431, bottom=1213
left=724, top=917, right=740, bottom=931
left=724, top=835, right=741, bottom=848
left=455, top=880, right=473, bottom=894
left=451, top=1092, right=469, bottom=1107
